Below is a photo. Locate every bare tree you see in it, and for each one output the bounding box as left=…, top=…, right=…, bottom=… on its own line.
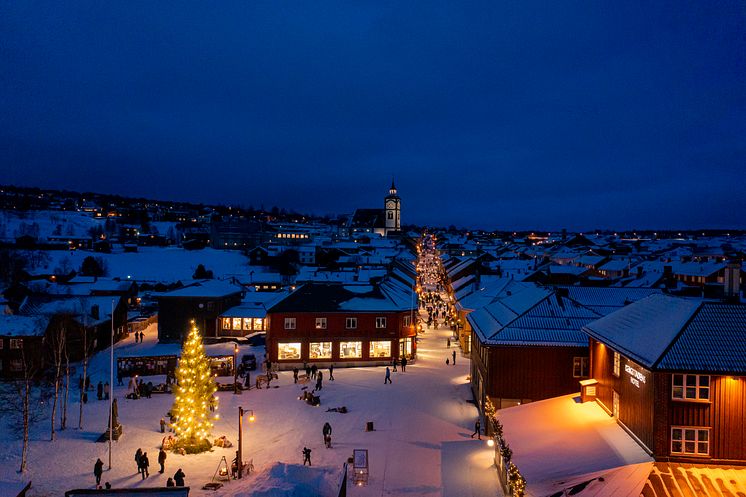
left=77, top=319, right=96, bottom=430
left=60, top=338, right=70, bottom=430
left=48, top=322, right=67, bottom=441
left=0, top=348, right=47, bottom=472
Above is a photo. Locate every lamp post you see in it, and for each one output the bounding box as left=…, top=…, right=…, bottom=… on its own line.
left=237, top=407, right=255, bottom=479
left=233, top=344, right=240, bottom=395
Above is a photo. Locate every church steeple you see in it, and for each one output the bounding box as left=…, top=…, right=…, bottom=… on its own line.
left=389, top=178, right=397, bottom=196
left=384, top=180, right=401, bottom=235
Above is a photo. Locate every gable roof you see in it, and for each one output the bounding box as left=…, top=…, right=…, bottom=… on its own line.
left=268, top=282, right=415, bottom=313
left=158, top=280, right=243, bottom=298
left=560, top=287, right=664, bottom=316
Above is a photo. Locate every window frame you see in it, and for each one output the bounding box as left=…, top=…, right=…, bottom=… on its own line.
left=573, top=356, right=589, bottom=378
left=339, top=341, right=363, bottom=359
left=613, top=351, right=620, bottom=377
left=9, top=338, right=23, bottom=350
left=284, top=317, right=296, bottom=330
left=369, top=340, right=392, bottom=358
left=375, top=317, right=387, bottom=329
left=671, top=426, right=710, bottom=456
left=309, top=341, right=332, bottom=359
left=315, top=318, right=327, bottom=330
left=672, top=374, right=710, bottom=401
left=345, top=317, right=357, bottom=329
left=277, top=342, right=302, bottom=361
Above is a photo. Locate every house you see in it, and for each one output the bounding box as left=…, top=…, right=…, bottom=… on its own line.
left=156, top=280, right=243, bottom=342
left=266, top=281, right=417, bottom=368
left=0, top=315, right=51, bottom=377
left=583, top=294, right=746, bottom=464
left=217, top=291, right=289, bottom=337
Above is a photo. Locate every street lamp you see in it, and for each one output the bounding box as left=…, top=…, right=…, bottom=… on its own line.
left=233, top=344, right=240, bottom=395
left=237, top=407, right=255, bottom=479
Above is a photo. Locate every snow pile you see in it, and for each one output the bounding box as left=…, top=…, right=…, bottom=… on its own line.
left=233, top=463, right=339, bottom=497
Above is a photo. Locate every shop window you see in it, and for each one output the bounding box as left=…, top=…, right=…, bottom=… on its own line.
left=399, top=338, right=412, bottom=358
left=369, top=341, right=392, bottom=358
left=345, top=317, right=357, bottom=329
left=672, top=374, right=710, bottom=401
left=315, top=318, right=327, bottom=330
left=232, top=318, right=242, bottom=331
left=613, top=352, right=620, bottom=377
left=243, top=318, right=252, bottom=331
left=309, top=342, right=332, bottom=359
left=339, top=341, right=362, bottom=359
left=10, top=339, right=23, bottom=349
left=222, top=318, right=231, bottom=330
left=284, top=318, right=296, bottom=330
left=278, top=342, right=301, bottom=360
left=573, top=357, right=589, bottom=378
left=375, top=317, right=387, bottom=329
left=254, top=318, right=264, bottom=330
left=671, top=427, right=709, bottom=456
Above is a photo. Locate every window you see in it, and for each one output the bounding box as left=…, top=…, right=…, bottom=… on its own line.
left=0, top=339, right=3, bottom=350
left=403, top=315, right=411, bottom=327
left=387, top=212, right=393, bottom=219
left=613, top=352, right=620, bottom=377
left=573, top=357, right=589, bottom=378
left=399, top=337, right=413, bottom=358
left=370, top=341, right=392, bottom=358
left=375, top=317, right=387, bottom=329
left=232, top=318, right=242, bottom=331
left=339, top=341, right=362, bottom=359
left=672, top=374, right=710, bottom=401
left=9, top=339, right=23, bottom=349
left=253, top=318, right=264, bottom=330
left=309, top=342, right=332, bottom=359
left=10, top=359, right=23, bottom=372
left=243, top=318, right=252, bottom=331
left=671, top=427, right=709, bottom=456
left=315, top=318, right=327, bottom=330
left=278, top=342, right=301, bottom=360
left=222, top=318, right=231, bottom=330
left=284, top=318, right=296, bottom=330
left=345, top=317, right=357, bottom=329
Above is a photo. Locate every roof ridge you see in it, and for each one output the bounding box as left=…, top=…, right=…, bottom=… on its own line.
left=651, top=300, right=705, bottom=369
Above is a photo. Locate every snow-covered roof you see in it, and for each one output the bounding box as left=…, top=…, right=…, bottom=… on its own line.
left=0, top=315, right=50, bottom=337
left=158, top=280, right=243, bottom=298
left=268, top=281, right=415, bottom=313
left=560, top=287, right=663, bottom=316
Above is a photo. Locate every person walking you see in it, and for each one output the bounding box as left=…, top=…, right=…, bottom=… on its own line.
left=392, top=358, right=398, bottom=372
left=160, top=418, right=166, bottom=433
left=302, top=447, right=312, bottom=466
left=328, top=364, right=334, bottom=381
left=293, top=367, right=299, bottom=384
left=471, top=419, right=481, bottom=440
left=322, top=422, right=332, bottom=448
left=135, top=448, right=143, bottom=474
left=140, top=451, right=150, bottom=479
left=316, top=371, right=323, bottom=390
left=384, top=367, right=392, bottom=384
left=97, top=381, right=104, bottom=401
left=94, top=458, right=104, bottom=486
left=401, top=356, right=407, bottom=372
left=174, top=468, right=185, bottom=486
left=447, top=337, right=451, bottom=348
left=104, top=381, right=110, bottom=400
left=158, top=448, right=167, bottom=473
left=452, top=350, right=456, bottom=366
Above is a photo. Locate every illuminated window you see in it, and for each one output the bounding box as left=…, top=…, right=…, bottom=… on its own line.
left=315, top=318, right=327, bottom=330
left=278, top=342, right=301, bottom=360
left=573, top=357, right=589, bottom=378
left=613, top=352, right=620, bottom=377
left=399, top=338, right=412, bottom=358
left=253, top=318, right=264, bottom=330
left=672, top=374, right=709, bottom=401
left=284, top=318, right=296, bottom=330
left=222, top=318, right=232, bottom=330
left=9, top=339, right=23, bottom=349
left=309, top=342, right=332, bottom=359
left=339, top=341, right=362, bottom=359
left=345, top=318, right=357, bottom=329
left=671, top=427, right=709, bottom=456
left=369, top=341, right=392, bottom=358
left=243, top=318, right=252, bottom=331
left=375, top=317, right=387, bottom=329
left=232, top=318, right=242, bottom=331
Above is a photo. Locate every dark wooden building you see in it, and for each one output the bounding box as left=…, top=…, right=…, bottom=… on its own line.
left=266, top=281, right=417, bottom=369
left=583, top=294, right=746, bottom=464
left=157, top=280, right=243, bottom=342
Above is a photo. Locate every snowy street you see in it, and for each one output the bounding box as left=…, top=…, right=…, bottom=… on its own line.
left=0, top=249, right=501, bottom=497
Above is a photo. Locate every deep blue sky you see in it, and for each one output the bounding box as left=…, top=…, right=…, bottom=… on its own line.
left=1, top=2, right=744, bottom=230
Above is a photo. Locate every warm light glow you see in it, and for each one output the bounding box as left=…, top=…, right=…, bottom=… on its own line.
left=487, top=438, right=495, bottom=447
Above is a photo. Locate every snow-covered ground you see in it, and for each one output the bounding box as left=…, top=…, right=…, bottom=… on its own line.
left=0, top=320, right=500, bottom=496
left=26, top=246, right=250, bottom=283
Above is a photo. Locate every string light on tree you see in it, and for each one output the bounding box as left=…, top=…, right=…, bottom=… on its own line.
left=171, top=320, right=218, bottom=452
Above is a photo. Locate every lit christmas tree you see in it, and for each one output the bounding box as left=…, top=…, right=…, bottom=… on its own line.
left=171, top=320, right=218, bottom=452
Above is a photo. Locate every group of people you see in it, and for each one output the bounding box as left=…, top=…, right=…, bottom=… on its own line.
left=133, top=330, right=146, bottom=343
left=123, top=448, right=185, bottom=486
left=126, top=376, right=154, bottom=399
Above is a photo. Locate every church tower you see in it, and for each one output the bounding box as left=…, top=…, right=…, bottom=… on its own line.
left=384, top=179, right=401, bottom=236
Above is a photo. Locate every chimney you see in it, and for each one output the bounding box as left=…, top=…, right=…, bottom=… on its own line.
left=724, top=261, right=741, bottom=300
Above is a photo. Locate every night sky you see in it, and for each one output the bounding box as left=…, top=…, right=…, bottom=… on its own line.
left=1, top=2, right=744, bottom=230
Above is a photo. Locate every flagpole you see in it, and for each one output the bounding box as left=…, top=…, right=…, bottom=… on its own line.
left=109, top=298, right=114, bottom=469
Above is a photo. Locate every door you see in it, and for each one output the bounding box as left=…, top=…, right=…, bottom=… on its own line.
left=612, top=390, right=620, bottom=418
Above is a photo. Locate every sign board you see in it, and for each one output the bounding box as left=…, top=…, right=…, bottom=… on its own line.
left=353, top=449, right=368, bottom=469
left=624, top=363, right=647, bottom=388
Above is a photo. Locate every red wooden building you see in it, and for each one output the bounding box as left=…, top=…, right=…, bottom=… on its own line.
left=583, top=294, right=746, bottom=464
left=266, top=282, right=417, bottom=368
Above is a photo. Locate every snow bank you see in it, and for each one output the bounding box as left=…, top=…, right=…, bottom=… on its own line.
left=234, top=463, right=339, bottom=497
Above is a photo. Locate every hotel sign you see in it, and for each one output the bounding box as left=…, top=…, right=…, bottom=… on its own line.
left=624, top=363, right=646, bottom=388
